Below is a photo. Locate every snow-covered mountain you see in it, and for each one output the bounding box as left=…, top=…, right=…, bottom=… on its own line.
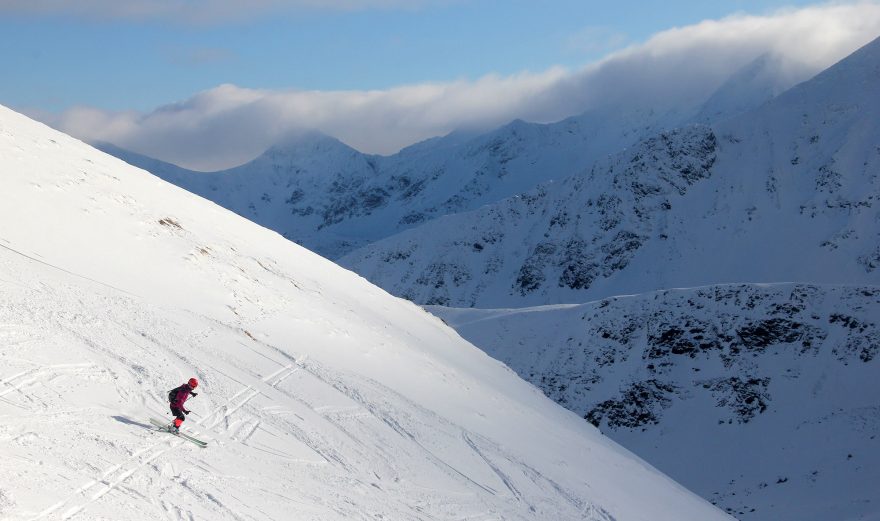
left=0, top=105, right=732, bottom=520
left=338, top=40, right=880, bottom=521
left=99, top=46, right=810, bottom=262
left=101, top=111, right=670, bottom=259
left=432, top=283, right=880, bottom=521
left=76, top=36, right=880, bottom=521
left=342, top=36, right=880, bottom=307
left=694, top=53, right=814, bottom=125
left=100, top=133, right=385, bottom=257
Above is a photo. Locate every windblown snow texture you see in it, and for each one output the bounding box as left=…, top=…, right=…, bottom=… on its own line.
left=433, top=283, right=880, bottom=521
left=0, top=105, right=731, bottom=520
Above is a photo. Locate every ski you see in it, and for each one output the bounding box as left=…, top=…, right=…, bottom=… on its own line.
left=149, top=417, right=208, bottom=447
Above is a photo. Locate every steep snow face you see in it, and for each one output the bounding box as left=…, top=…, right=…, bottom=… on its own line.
left=0, top=105, right=731, bottom=520
left=342, top=36, right=880, bottom=308
left=432, top=283, right=880, bottom=521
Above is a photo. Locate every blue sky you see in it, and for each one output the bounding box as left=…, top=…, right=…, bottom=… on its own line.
left=2, top=0, right=825, bottom=112
left=3, top=1, right=879, bottom=169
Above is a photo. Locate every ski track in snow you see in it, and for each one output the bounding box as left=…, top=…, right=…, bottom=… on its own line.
left=28, top=361, right=309, bottom=521
left=0, top=364, right=102, bottom=411
left=5, top=309, right=522, bottom=521
left=0, top=246, right=597, bottom=521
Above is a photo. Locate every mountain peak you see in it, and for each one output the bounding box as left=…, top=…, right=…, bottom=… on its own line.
left=230, top=130, right=371, bottom=174
left=695, top=52, right=810, bottom=123
left=768, top=34, right=880, bottom=110
left=261, top=130, right=361, bottom=157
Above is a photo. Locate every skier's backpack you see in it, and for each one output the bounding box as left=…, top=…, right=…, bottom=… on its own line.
left=168, top=386, right=179, bottom=403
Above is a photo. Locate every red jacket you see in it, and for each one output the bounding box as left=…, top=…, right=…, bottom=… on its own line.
left=170, top=385, right=194, bottom=410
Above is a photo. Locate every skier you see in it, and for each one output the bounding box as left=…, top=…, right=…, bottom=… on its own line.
left=168, top=377, right=199, bottom=433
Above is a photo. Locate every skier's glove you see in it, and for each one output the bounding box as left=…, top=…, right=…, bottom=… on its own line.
left=183, top=410, right=190, bottom=415
left=190, top=392, right=198, bottom=397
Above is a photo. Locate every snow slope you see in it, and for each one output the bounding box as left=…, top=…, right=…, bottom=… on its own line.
left=433, top=283, right=880, bottom=521
left=341, top=36, right=880, bottom=308
left=0, top=105, right=731, bottom=520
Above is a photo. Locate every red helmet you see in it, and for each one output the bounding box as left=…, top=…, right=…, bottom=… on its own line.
left=188, top=377, right=199, bottom=389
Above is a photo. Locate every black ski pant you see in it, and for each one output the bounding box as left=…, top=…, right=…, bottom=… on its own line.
left=170, top=406, right=186, bottom=422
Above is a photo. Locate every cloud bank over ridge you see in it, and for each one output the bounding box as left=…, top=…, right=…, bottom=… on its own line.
left=36, top=2, right=880, bottom=170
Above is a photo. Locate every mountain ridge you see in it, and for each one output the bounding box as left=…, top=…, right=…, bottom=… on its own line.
left=342, top=35, right=880, bottom=307
left=99, top=45, right=815, bottom=261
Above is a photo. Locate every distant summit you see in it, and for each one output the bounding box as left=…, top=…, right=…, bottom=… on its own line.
left=257, top=131, right=367, bottom=163
left=695, top=52, right=811, bottom=123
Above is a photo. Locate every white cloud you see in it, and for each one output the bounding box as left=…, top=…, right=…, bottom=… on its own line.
left=36, top=2, right=880, bottom=170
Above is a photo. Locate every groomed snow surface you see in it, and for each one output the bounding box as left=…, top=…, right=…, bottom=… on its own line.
left=0, top=105, right=731, bottom=520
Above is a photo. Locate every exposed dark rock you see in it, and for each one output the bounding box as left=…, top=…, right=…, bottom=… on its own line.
left=701, top=376, right=771, bottom=423
left=586, top=379, right=678, bottom=428
left=735, top=318, right=824, bottom=353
